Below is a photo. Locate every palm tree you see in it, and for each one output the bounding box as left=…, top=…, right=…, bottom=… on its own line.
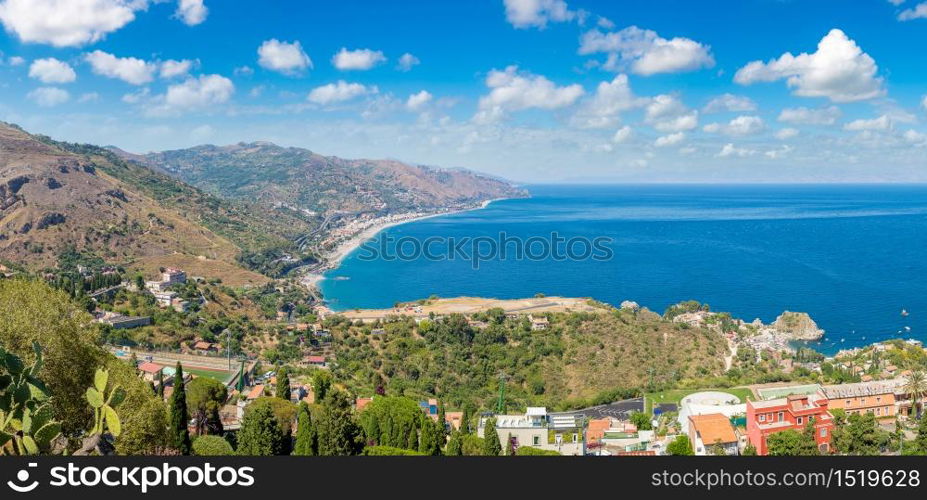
left=905, top=370, right=926, bottom=419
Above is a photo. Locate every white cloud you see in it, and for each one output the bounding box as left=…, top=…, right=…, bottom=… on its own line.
left=717, top=143, right=756, bottom=158
left=28, top=86, right=69, bottom=107
left=145, top=74, right=233, bottom=116
left=734, top=29, right=883, bottom=102
left=777, top=105, right=842, bottom=125
left=332, top=48, right=386, bottom=71
left=160, top=59, right=194, bottom=79
left=612, top=125, right=632, bottom=144
left=844, top=115, right=892, bottom=131
left=764, top=145, right=793, bottom=159
left=702, top=93, right=757, bottom=113
left=8, top=55, right=24, bottom=66
left=28, top=58, right=76, bottom=84
left=234, top=65, right=254, bottom=77
left=474, top=65, right=584, bottom=123
left=654, top=132, right=685, bottom=147
left=570, top=74, right=647, bottom=129
left=887, top=0, right=906, bottom=5
left=904, top=129, right=927, bottom=145
left=503, top=0, right=576, bottom=28
left=922, top=95, right=927, bottom=111
left=899, top=2, right=927, bottom=20
left=176, top=0, right=207, bottom=26
left=644, top=94, right=698, bottom=132
left=258, top=39, right=312, bottom=75
left=77, top=92, right=100, bottom=103
left=406, top=90, right=433, bottom=111
left=703, top=115, right=765, bottom=136
left=579, top=26, right=714, bottom=76
left=397, top=53, right=420, bottom=72
left=775, top=128, right=799, bottom=140
left=121, top=87, right=149, bottom=104
left=85, top=50, right=156, bottom=85
left=307, top=80, right=377, bottom=105
left=0, top=0, right=143, bottom=47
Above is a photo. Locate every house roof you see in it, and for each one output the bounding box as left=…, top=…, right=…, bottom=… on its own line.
left=138, top=362, right=163, bottom=374
left=193, top=341, right=213, bottom=349
left=305, top=355, right=326, bottom=363
left=356, top=397, right=373, bottom=411
left=689, top=413, right=737, bottom=445
left=247, top=385, right=265, bottom=400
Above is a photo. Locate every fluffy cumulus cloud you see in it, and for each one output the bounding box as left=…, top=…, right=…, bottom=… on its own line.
left=176, top=0, right=207, bottom=26
left=397, top=53, right=420, bottom=72
left=503, top=0, right=577, bottom=28
left=474, top=65, right=584, bottom=123
left=734, top=29, right=884, bottom=102
left=85, top=50, right=156, bottom=85
left=571, top=74, right=647, bottom=129
left=775, top=128, right=799, bottom=140
left=149, top=74, right=233, bottom=115
left=922, top=95, right=927, bottom=111
left=898, top=2, right=927, bottom=20
left=703, top=115, right=765, bottom=136
left=307, top=80, right=377, bottom=105
left=717, top=143, right=756, bottom=158
left=405, top=90, right=433, bottom=111
left=0, top=0, right=143, bottom=47
left=332, top=48, right=386, bottom=71
left=777, top=105, right=842, bottom=125
left=702, top=93, right=757, bottom=114
left=579, top=26, right=714, bottom=76
left=654, top=132, right=685, bottom=147
left=258, top=39, right=312, bottom=75
left=843, top=115, right=892, bottom=131
left=160, top=59, right=194, bottom=79
left=28, top=58, right=77, bottom=84
left=27, top=86, right=70, bottom=107
left=644, top=94, right=698, bottom=132
left=612, top=125, right=632, bottom=144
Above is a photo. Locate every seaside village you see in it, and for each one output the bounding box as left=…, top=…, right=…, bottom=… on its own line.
left=77, top=265, right=927, bottom=456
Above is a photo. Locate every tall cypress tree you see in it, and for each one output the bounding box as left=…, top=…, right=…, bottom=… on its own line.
left=446, top=430, right=463, bottom=456
left=505, top=433, right=514, bottom=456
left=156, top=370, right=164, bottom=398
left=276, top=368, right=290, bottom=401
left=294, top=402, right=317, bottom=456
left=460, top=406, right=471, bottom=434
left=405, top=424, right=418, bottom=450
left=437, top=400, right=447, bottom=439
left=419, top=418, right=442, bottom=456
left=169, top=363, right=191, bottom=454
left=482, top=417, right=501, bottom=456
left=237, top=403, right=284, bottom=456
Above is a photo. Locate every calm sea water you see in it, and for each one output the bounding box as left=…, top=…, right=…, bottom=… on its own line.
left=320, top=184, right=927, bottom=355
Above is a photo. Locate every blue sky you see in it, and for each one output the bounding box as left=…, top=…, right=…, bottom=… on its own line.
left=1, top=0, right=926, bottom=182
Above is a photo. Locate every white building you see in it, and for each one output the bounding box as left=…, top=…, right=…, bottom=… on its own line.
left=477, top=407, right=585, bottom=455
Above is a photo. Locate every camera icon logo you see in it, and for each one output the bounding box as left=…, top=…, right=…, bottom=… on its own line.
left=7, top=463, right=39, bottom=493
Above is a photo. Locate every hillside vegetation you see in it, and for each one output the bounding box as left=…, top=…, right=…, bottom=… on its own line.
left=329, top=307, right=728, bottom=411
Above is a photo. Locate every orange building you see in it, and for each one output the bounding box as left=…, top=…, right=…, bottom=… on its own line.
left=746, top=393, right=834, bottom=456
left=821, top=381, right=897, bottom=421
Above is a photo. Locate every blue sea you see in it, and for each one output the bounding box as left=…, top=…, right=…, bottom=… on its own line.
left=320, top=184, right=927, bottom=355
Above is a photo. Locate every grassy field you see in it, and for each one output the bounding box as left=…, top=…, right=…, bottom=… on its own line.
left=644, top=387, right=754, bottom=414
left=185, top=367, right=233, bottom=383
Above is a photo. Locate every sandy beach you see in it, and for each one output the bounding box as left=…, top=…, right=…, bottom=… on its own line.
left=300, top=197, right=507, bottom=292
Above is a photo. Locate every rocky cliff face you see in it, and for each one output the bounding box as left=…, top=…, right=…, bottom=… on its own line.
left=771, top=311, right=825, bottom=340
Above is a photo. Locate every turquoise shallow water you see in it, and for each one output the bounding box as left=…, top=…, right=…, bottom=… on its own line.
left=320, top=184, right=927, bottom=355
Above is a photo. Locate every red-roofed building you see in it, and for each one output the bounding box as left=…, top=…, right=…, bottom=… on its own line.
left=587, top=418, right=612, bottom=444
left=746, top=393, right=834, bottom=455
left=247, top=385, right=265, bottom=401
left=356, top=397, right=373, bottom=412
left=445, top=411, right=464, bottom=431
left=138, top=362, right=164, bottom=382
left=304, top=355, right=327, bottom=367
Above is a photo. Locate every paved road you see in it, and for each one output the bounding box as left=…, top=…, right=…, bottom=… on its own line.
left=552, top=397, right=645, bottom=420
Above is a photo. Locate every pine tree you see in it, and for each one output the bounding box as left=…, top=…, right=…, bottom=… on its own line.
left=276, top=368, right=290, bottom=401
left=314, top=392, right=364, bottom=456
left=168, top=363, right=191, bottom=454
left=237, top=403, right=285, bottom=455
left=156, top=370, right=164, bottom=398
left=294, top=402, right=317, bottom=456
left=446, top=430, right=463, bottom=456
left=482, top=418, right=502, bottom=456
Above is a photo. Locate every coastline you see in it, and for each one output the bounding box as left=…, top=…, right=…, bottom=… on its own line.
left=299, top=197, right=507, bottom=293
